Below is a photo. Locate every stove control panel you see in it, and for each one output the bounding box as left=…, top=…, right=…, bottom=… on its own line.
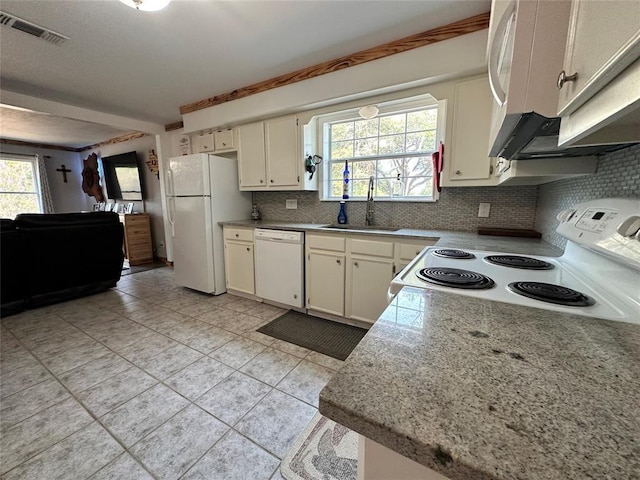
left=557, top=198, right=640, bottom=269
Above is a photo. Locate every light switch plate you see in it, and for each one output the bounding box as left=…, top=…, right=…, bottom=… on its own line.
left=478, top=203, right=491, bottom=218
left=286, top=199, right=298, bottom=209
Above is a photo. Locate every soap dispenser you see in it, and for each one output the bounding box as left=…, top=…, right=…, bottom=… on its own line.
left=392, top=173, right=404, bottom=197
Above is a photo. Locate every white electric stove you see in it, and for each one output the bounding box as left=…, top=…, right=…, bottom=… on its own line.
left=389, top=198, right=640, bottom=324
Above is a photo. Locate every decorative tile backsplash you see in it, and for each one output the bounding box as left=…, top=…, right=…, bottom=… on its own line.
left=535, top=144, right=640, bottom=248
left=255, top=185, right=539, bottom=231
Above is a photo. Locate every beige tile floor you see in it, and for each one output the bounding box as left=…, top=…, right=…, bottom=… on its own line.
left=0, top=268, right=344, bottom=480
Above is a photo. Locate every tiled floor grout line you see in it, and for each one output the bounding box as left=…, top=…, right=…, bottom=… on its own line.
left=2, top=271, right=342, bottom=479
left=0, top=328, right=161, bottom=480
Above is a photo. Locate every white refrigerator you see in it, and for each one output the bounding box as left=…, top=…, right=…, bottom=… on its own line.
left=166, top=153, right=251, bottom=294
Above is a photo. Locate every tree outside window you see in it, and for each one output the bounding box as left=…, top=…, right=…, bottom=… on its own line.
left=321, top=101, right=441, bottom=201
left=0, top=156, right=43, bottom=219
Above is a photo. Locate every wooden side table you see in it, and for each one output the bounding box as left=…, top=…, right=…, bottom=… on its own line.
left=121, top=213, right=153, bottom=266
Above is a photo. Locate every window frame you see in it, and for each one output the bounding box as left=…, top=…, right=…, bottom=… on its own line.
left=0, top=153, right=44, bottom=218
left=317, top=94, right=446, bottom=202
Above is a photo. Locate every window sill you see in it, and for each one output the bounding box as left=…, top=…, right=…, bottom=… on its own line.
left=320, top=197, right=437, bottom=203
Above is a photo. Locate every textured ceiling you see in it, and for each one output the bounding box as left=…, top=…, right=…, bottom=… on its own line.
left=0, top=1, right=490, bottom=124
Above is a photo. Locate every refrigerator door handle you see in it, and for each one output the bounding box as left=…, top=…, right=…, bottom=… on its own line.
left=166, top=168, right=175, bottom=197
left=167, top=196, right=176, bottom=237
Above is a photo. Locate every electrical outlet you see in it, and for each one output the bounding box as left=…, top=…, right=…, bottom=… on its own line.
left=286, top=199, right=297, bottom=209
left=478, top=203, right=491, bottom=218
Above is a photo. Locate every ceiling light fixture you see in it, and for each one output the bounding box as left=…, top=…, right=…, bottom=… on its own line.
left=119, top=0, right=171, bottom=12
left=358, top=105, right=379, bottom=120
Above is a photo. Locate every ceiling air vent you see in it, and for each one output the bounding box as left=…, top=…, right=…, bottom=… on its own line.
left=0, top=11, right=69, bottom=45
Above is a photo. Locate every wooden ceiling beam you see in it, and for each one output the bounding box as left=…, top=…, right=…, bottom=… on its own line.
left=1, top=131, right=149, bottom=153
left=179, top=12, right=490, bottom=115
left=164, top=121, right=184, bottom=132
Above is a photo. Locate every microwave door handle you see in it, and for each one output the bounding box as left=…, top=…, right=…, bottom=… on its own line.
left=488, top=0, right=516, bottom=106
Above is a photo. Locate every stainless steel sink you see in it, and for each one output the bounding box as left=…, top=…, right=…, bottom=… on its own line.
left=321, top=224, right=399, bottom=232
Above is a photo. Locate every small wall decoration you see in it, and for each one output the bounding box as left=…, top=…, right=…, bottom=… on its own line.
left=146, top=149, right=159, bottom=178
left=178, top=135, right=191, bottom=156
left=81, top=152, right=105, bottom=203
left=56, top=164, right=72, bottom=183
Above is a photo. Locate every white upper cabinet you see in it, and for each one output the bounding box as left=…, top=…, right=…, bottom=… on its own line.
left=194, top=129, right=237, bottom=153
left=557, top=0, right=640, bottom=146
left=237, top=122, right=267, bottom=188
left=265, top=116, right=300, bottom=187
left=237, top=114, right=319, bottom=191
left=442, top=76, right=498, bottom=187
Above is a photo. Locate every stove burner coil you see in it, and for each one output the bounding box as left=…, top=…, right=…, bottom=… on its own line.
left=432, top=249, right=475, bottom=259
left=485, top=255, right=554, bottom=270
left=508, top=282, right=595, bottom=307
left=416, top=267, right=495, bottom=289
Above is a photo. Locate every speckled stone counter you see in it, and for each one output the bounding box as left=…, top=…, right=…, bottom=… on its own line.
left=319, top=287, right=640, bottom=480
left=219, top=220, right=563, bottom=257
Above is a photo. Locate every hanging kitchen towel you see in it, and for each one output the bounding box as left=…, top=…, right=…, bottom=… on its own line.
left=432, top=142, right=444, bottom=192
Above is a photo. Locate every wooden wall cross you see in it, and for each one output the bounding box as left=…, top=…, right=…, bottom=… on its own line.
left=56, top=164, right=72, bottom=183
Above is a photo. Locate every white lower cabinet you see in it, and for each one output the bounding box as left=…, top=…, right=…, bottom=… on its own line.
left=347, top=256, right=395, bottom=322
left=306, top=251, right=345, bottom=316
left=223, top=227, right=255, bottom=295
left=305, top=234, right=435, bottom=324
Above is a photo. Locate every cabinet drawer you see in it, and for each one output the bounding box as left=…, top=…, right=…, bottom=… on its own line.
left=350, top=238, right=394, bottom=258
left=224, top=227, right=254, bottom=242
left=398, top=242, right=433, bottom=260
left=307, top=234, right=346, bottom=252
left=127, top=225, right=149, bottom=238
left=124, top=215, right=148, bottom=226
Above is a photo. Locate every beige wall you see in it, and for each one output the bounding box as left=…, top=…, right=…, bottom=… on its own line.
left=94, top=135, right=166, bottom=259
left=0, top=144, right=93, bottom=213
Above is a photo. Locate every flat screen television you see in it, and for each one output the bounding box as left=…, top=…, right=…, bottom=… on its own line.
left=101, top=151, right=144, bottom=201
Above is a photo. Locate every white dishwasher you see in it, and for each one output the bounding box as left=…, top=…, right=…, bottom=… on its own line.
left=255, top=229, right=304, bottom=308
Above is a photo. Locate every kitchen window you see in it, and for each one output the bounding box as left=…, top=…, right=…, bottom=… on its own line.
left=319, top=95, right=444, bottom=201
left=0, top=154, right=43, bottom=218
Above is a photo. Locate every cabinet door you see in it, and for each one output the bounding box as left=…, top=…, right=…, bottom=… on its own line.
left=214, top=129, right=235, bottom=151
left=265, top=116, right=299, bottom=187
left=238, top=122, right=267, bottom=188
left=306, top=251, right=345, bottom=316
left=196, top=132, right=215, bottom=153
left=447, top=77, right=495, bottom=183
left=557, top=0, right=640, bottom=116
left=224, top=241, right=255, bottom=295
left=347, top=256, right=394, bottom=323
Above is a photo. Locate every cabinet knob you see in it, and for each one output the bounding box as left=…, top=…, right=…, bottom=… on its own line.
left=336, top=259, right=341, bottom=265
left=455, top=170, right=462, bottom=175
left=260, top=179, right=264, bottom=183
left=270, top=179, right=274, bottom=183
left=353, top=261, right=359, bottom=267
left=246, top=247, right=251, bottom=251
left=557, top=70, right=578, bottom=89
left=235, top=233, right=239, bottom=237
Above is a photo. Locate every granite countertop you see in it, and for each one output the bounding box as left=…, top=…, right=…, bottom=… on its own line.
left=219, top=220, right=563, bottom=257
left=319, top=287, right=640, bottom=480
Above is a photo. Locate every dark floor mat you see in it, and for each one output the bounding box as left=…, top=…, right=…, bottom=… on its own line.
left=257, top=311, right=368, bottom=361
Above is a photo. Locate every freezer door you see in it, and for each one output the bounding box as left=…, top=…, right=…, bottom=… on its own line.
left=172, top=196, right=216, bottom=293
left=168, top=154, right=211, bottom=196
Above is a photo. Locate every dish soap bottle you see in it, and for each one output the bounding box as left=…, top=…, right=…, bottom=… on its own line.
left=392, top=173, right=404, bottom=197
left=337, top=201, right=348, bottom=224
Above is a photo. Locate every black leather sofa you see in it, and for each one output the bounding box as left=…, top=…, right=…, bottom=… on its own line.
left=1, top=212, right=124, bottom=317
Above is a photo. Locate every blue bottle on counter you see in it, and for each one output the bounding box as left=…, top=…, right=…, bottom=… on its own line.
left=337, top=201, right=348, bottom=224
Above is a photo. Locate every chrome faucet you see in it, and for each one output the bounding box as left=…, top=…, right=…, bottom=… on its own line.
left=365, top=176, right=374, bottom=226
